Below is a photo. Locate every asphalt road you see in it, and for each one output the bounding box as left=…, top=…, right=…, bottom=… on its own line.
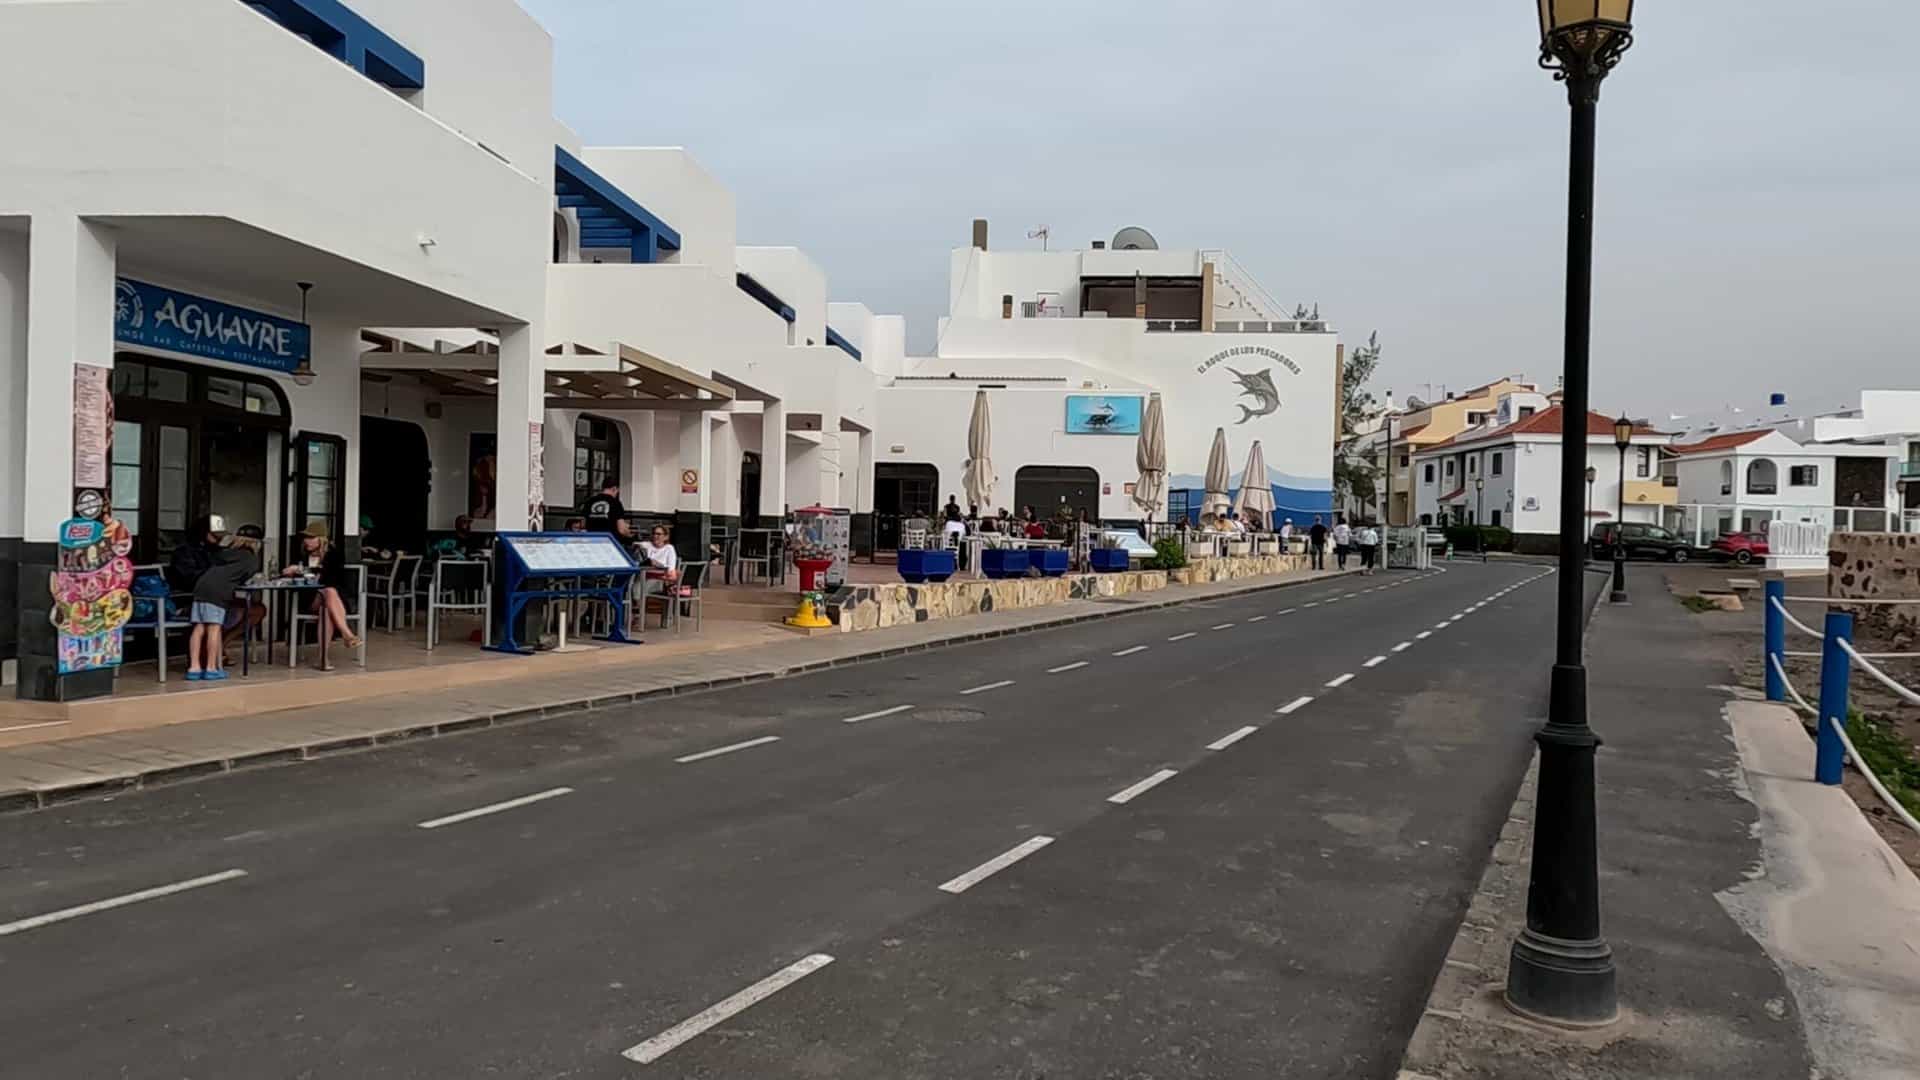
left=0, top=560, right=1587, bottom=1079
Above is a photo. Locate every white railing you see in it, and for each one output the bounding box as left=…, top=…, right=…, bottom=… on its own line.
left=1661, top=503, right=1920, bottom=545
left=1201, top=249, right=1290, bottom=324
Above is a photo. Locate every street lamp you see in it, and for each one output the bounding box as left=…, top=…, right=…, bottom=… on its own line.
left=1474, top=476, right=1487, bottom=561
left=1506, top=0, right=1635, bottom=1029
left=1585, top=465, right=1597, bottom=533
left=1611, top=413, right=1634, bottom=603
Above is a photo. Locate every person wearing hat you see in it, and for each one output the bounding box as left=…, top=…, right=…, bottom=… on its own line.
left=167, top=514, right=227, bottom=593
left=186, top=519, right=259, bottom=681
left=281, top=520, right=361, bottom=670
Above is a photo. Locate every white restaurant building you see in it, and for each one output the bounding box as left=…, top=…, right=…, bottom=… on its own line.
left=0, top=0, right=1336, bottom=702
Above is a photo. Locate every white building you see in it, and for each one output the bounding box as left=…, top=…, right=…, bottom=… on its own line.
left=870, top=226, right=1339, bottom=540
left=1411, top=392, right=1675, bottom=550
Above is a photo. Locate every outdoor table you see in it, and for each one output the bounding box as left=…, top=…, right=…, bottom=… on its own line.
left=234, top=577, right=323, bottom=676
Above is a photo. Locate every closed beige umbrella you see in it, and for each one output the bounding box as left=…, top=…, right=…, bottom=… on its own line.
left=1232, top=440, right=1276, bottom=529
left=1132, top=393, right=1166, bottom=520
left=1204, top=427, right=1232, bottom=517
left=962, top=389, right=996, bottom=512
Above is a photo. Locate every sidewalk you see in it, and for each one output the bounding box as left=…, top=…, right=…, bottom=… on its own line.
left=1399, top=580, right=1920, bottom=1079
left=0, top=566, right=1356, bottom=811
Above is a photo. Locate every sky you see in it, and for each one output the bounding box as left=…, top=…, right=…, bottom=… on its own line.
left=518, top=1, right=1919, bottom=425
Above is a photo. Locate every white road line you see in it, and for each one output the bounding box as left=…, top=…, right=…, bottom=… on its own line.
left=1326, top=673, right=1355, bottom=688
left=1167, top=632, right=1197, bottom=641
left=960, top=679, right=1016, bottom=695
left=675, top=735, right=782, bottom=764
left=1210, top=623, right=1235, bottom=631
left=1207, top=725, right=1260, bottom=751
left=622, top=954, right=835, bottom=1064
left=842, top=704, right=915, bottom=724
left=1304, top=601, right=1320, bottom=608
left=1449, top=615, right=1465, bottom=623
left=0, top=720, right=69, bottom=735
left=1393, top=642, right=1413, bottom=652
left=1277, top=695, right=1314, bottom=715
left=418, top=787, right=574, bottom=829
left=1278, top=608, right=1297, bottom=615
left=1046, top=661, right=1090, bottom=674
left=0, top=869, right=248, bottom=937
left=1111, top=646, right=1149, bottom=657
left=1434, top=622, right=1451, bottom=630
left=1364, top=656, right=1387, bottom=668
left=1417, top=631, right=1433, bottom=639
left=1108, top=768, right=1179, bottom=805
left=1247, top=615, right=1267, bottom=623
left=939, top=836, right=1055, bottom=894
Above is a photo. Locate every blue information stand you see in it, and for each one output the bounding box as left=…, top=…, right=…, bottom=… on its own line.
left=485, top=532, right=642, bottom=655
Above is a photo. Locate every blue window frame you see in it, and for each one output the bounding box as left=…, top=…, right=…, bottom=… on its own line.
left=555, top=148, right=683, bottom=264
left=242, top=0, right=425, bottom=91
left=824, top=326, right=862, bottom=362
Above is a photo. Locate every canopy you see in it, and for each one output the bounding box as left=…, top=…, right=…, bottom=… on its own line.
left=961, top=389, right=996, bottom=511
left=1203, top=427, right=1232, bottom=516
left=1231, top=440, right=1276, bottom=529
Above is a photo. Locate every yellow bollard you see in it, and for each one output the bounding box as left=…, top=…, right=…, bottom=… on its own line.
left=786, top=591, right=831, bottom=629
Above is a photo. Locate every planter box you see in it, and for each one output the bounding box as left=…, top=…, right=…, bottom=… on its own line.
left=981, top=548, right=1031, bottom=579
left=1089, top=548, right=1132, bottom=573
left=1036, top=548, right=1071, bottom=577
left=1227, top=540, right=1252, bottom=557
left=897, top=548, right=956, bottom=583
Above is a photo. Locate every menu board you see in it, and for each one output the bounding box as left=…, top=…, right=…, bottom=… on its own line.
left=503, top=533, right=635, bottom=573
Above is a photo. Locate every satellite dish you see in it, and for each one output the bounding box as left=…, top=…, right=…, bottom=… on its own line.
left=1111, top=226, right=1159, bottom=251
left=1405, top=395, right=1429, bottom=410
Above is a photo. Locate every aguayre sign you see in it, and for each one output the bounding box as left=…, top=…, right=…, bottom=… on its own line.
left=114, top=278, right=310, bottom=375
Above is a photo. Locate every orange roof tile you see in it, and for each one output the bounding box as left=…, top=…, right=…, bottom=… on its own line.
left=1670, top=431, right=1770, bottom=456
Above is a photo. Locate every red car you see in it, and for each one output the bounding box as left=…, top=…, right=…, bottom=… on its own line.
left=1710, top=532, right=1769, bottom=565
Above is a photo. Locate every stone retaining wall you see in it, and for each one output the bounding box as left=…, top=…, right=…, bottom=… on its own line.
left=1829, top=532, right=1920, bottom=645
left=825, top=553, right=1316, bottom=634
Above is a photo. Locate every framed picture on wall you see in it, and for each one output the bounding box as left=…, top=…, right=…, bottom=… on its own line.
left=468, top=433, right=498, bottom=521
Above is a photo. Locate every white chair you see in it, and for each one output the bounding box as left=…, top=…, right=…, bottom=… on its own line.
left=670, top=561, right=706, bottom=633
left=289, top=564, right=366, bottom=668
left=369, top=554, right=422, bottom=631
left=426, top=558, right=491, bottom=650
left=902, top=524, right=929, bottom=551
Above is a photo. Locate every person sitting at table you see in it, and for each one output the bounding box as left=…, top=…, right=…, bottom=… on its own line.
left=450, top=514, right=487, bottom=555
left=566, top=518, right=586, bottom=533
left=284, top=520, right=361, bottom=670
left=634, top=524, right=681, bottom=625
left=1023, top=516, right=1048, bottom=540
left=942, top=494, right=966, bottom=546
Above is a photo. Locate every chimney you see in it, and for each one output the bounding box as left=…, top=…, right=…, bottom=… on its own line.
left=1133, top=273, right=1147, bottom=319
left=971, top=218, right=989, bottom=250
left=1199, top=260, right=1216, bottom=331
left=1001, top=294, right=1013, bottom=319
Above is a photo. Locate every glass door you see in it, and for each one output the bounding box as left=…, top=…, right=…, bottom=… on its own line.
left=286, top=432, right=346, bottom=564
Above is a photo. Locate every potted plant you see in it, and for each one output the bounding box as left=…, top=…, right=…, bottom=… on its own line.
left=897, top=542, right=956, bottom=583
left=1090, top=534, right=1131, bottom=573
left=1036, top=547, right=1071, bottom=577
left=981, top=547, right=1030, bottom=579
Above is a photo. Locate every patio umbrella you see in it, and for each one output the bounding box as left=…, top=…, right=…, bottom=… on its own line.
left=1132, top=393, right=1166, bottom=519
left=1232, top=440, right=1276, bottom=530
left=1203, top=427, right=1232, bottom=517
left=962, top=389, right=996, bottom=512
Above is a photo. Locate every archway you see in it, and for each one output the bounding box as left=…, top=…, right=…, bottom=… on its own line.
left=1014, top=465, right=1100, bottom=523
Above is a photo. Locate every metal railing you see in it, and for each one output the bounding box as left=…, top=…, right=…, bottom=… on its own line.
left=1662, top=503, right=1920, bottom=544
left=1764, top=584, right=1920, bottom=835
left=1201, top=249, right=1290, bottom=324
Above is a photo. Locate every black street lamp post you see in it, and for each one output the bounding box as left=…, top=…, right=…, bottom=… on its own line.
left=1506, top=0, right=1635, bottom=1028
left=1475, top=476, right=1487, bottom=561
left=1585, top=465, right=1598, bottom=537
left=1610, top=414, right=1634, bottom=603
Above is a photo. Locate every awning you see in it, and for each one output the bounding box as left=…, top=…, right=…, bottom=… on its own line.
left=556, top=148, right=682, bottom=264
left=360, top=336, right=734, bottom=408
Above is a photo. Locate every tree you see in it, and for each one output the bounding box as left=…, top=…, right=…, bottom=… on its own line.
left=1335, top=332, right=1383, bottom=511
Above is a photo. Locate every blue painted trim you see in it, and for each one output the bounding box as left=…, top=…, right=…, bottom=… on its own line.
left=824, top=326, right=862, bottom=362
left=243, top=0, right=425, bottom=91
left=554, top=147, right=682, bottom=263
left=736, top=272, right=796, bottom=324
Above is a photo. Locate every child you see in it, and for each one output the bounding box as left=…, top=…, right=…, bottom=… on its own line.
left=187, top=532, right=260, bottom=682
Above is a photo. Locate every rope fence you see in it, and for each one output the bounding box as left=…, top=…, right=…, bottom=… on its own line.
left=1763, top=579, right=1920, bottom=834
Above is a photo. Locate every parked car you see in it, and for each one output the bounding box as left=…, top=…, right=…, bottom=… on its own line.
left=1709, top=531, right=1769, bottom=565
left=1589, top=521, right=1698, bottom=563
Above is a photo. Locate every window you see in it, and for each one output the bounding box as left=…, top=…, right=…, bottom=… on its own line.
left=111, top=421, right=142, bottom=541
left=1789, top=464, right=1819, bottom=487
left=1467, top=411, right=1488, bottom=426
left=1420, top=513, right=1433, bottom=526
left=1519, top=406, right=1537, bottom=419
left=1468, top=456, right=1478, bottom=475
left=1445, top=459, right=1456, bottom=478
left=1747, top=459, right=1779, bottom=495
left=1491, top=509, right=1502, bottom=527
left=1720, top=461, right=1734, bottom=497
left=1399, top=454, right=1410, bottom=468
left=572, top=414, right=622, bottom=510
left=1491, top=452, right=1504, bottom=477
left=1423, top=463, right=1435, bottom=483
left=1636, top=446, right=1653, bottom=479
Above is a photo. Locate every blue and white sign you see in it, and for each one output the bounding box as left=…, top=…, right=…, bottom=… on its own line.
left=1065, top=395, right=1143, bottom=436
left=114, top=278, right=309, bottom=375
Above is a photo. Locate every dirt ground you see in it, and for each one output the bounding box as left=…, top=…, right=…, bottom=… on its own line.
left=1661, top=562, right=1920, bottom=878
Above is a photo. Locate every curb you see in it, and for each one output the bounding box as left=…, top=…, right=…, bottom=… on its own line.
left=2, top=567, right=1370, bottom=812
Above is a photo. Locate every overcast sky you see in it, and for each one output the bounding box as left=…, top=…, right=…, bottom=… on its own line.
left=520, top=1, right=1918, bottom=423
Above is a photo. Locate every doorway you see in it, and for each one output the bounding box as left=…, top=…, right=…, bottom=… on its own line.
left=874, top=463, right=938, bottom=550
left=1014, top=465, right=1100, bottom=523
left=361, top=416, right=431, bottom=553
left=740, top=451, right=763, bottom=528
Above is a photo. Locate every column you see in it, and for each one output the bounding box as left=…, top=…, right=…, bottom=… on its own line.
left=492, top=322, right=544, bottom=531
left=674, top=411, right=713, bottom=561
left=17, top=215, right=117, bottom=701
left=853, top=429, right=876, bottom=513
left=760, top=400, right=788, bottom=518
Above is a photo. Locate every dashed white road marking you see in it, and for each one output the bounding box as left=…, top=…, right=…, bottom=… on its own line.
left=1434, top=622, right=1451, bottom=630
left=1247, top=615, right=1267, bottom=623
left=1364, top=656, right=1387, bottom=668
left=418, top=787, right=574, bottom=829
left=1278, top=608, right=1298, bottom=615
left=1393, top=642, right=1413, bottom=652
left=961, top=679, right=1017, bottom=695
left=1108, top=768, right=1179, bottom=805
left=676, top=736, right=782, bottom=764
left=1167, top=631, right=1197, bottom=641
left=1046, top=661, right=1090, bottom=674
left=1211, top=623, right=1235, bottom=631
left=1207, top=725, right=1260, bottom=751
left=843, top=704, right=915, bottom=724
left=0, top=869, right=248, bottom=938
left=939, top=836, right=1055, bottom=894
left=1277, top=695, right=1314, bottom=715
left=1111, top=645, right=1149, bottom=657
left=622, top=954, right=835, bottom=1064
left=1326, top=673, right=1356, bottom=688
left=1417, top=630, right=1433, bottom=639
left=1304, top=602, right=1321, bottom=608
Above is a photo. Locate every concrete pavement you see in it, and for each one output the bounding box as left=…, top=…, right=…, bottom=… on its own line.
left=0, top=562, right=1568, bottom=1077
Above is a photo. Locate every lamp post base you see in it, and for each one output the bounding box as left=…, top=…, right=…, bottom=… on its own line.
left=1609, top=555, right=1628, bottom=604
left=1506, top=929, right=1619, bottom=1027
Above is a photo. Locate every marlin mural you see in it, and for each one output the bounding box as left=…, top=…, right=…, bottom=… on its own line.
left=1227, top=367, right=1281, bottom=425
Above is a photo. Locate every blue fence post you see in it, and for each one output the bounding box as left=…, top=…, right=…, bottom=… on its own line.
left=1763, top=579, right=1786, bottom=702
left=1814, top=610, right=1854, bottom=785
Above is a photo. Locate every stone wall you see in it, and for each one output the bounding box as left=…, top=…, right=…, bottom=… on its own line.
left=1829, top=532, right=1920, bottom=645
left=1180, top=552, right=1311, bottom=584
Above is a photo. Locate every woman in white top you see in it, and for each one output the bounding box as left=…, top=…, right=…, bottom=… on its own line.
left=1331, top=519, right=1354, bottom=570
left=1357, top=524, right=1381, bottom=574
left=637, top=524, right=681, bottom=580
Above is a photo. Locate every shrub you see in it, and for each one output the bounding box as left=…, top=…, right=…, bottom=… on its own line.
left=1444, top=525, right=1513, bottom=553
left=1145, top=536, right=1189, bottom=571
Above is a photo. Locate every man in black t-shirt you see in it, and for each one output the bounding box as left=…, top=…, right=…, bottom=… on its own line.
left=581, top=481, right=631, bottom=539
left=1307, top=516, right=1329, bottom=571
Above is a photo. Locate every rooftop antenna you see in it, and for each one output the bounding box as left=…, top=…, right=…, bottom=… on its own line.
left=1027, top=225, right=1050, bottom=251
